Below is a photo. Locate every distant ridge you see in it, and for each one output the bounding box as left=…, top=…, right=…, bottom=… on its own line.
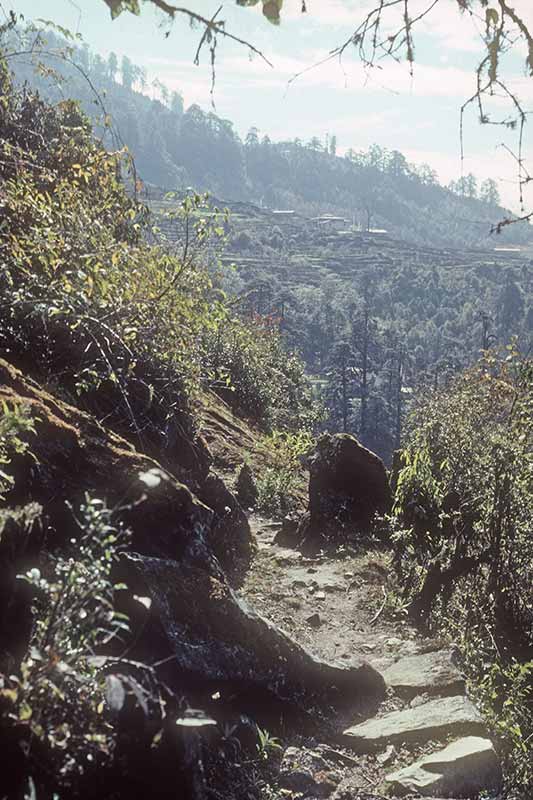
left=9, top=26, right=531, bottom=250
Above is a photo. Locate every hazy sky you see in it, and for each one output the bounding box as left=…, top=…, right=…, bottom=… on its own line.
left=8, top=0, right=533, bottom=211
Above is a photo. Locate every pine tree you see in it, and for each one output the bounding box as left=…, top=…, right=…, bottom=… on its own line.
left=325, top=340, right=358, bottom=433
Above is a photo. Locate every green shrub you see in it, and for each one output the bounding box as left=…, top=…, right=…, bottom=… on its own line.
left=0, top=498, right=127, bottom=764
left=255, top=430, right=313, bottom=517
left=0, top=496, right=131, bottom=793
left=391, top=347, right=533, bottom=795
left=201, top=315, right=322, bottom=431
left=0, top=401, right=36, bottom=499
left=0, top=47, right=318, bottom=446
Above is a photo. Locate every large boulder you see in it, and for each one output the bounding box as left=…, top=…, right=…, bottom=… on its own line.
left=298, top=434, right=391, bottom=551
left=0, top=358, right=215, bottom=563
left=197, top=471, right=253, bottom=581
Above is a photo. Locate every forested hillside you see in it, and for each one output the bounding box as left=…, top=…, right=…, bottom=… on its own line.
left=151, top=190, right=533, bottom=459
left=8, top=26, right=530, bottom=249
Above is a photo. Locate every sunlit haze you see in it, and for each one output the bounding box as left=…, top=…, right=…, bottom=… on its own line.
left=11, top=0, right=533, bottom=212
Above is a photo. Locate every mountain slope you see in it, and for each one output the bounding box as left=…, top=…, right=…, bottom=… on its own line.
left=8, top=26, right=531, bottom=249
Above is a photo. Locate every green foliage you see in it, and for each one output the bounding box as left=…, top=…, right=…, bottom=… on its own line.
left=255, top=469, right=289, bottom=517
left=0, top=497, right=130, bottom=792
left=467, top=645, right=533, bottom=795
left=255, top=725, right=282, bottom=760
left=255, top=430, right=313, bottom=516
left=0, top=44, right=316, bottom=446
left=0, top=401, right=36, bottom=499
left=0, top=80, right=211, bottom=401
left=202, top=316, right=321, bottom=430
left=391, top=346, right=533, bottom=795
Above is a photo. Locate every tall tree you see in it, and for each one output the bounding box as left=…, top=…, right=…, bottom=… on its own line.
left=480, top=178, right=500, bottom=206
left=464, top=173, right=478, bottom=199
left=107, top=51, right=118, bottom=81
left=498, top=278, right=525, bottom=332
left=170, top=90, right=184, bottom=116
left=350, top=288, right=380, bottom=445
left=326, top=340, right=359, bottom=434
left=121, top=54, right=134, bottom=90
left=417, top=163, right=438, bottom=185
left=308, top=136, right=322, bottom=152
left=388, top=150, right=409, bottom=177
left=245, top=126, right=260, bottom=148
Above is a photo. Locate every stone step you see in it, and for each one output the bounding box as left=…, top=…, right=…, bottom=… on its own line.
left=342, top=695, right=486, bottom=752
left=384, top=736, right=502, bottom=797
left=382, top=649, right=465, bottom=698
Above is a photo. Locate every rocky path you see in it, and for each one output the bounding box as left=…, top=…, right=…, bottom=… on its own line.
left=239, top=516, right=502, bottom=799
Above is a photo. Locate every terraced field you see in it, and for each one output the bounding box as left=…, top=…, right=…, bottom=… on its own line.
left=147, top=188, right=529, bottom=294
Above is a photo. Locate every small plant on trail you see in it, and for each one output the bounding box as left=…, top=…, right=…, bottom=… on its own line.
left=256, top=726, right=282, bottom=761
left=378, top=586, right=410, bottom=622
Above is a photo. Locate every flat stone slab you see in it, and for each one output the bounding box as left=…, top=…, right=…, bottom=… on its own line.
left=382, top=650, right=465, bottom=698
left=384, top=736, right=502, bottom=797
left=343, top=695, right=486, bottom=752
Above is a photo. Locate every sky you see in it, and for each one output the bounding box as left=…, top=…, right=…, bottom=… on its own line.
left=7, top=0, right=533, bottom=212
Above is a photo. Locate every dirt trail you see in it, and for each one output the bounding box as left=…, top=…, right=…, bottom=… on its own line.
left=242, top=515, right=433, bottom=675
left=238, top=516, right=495, bottom=800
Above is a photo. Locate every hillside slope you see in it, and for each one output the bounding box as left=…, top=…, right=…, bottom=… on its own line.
left=8, top=26, right=531, bottom=250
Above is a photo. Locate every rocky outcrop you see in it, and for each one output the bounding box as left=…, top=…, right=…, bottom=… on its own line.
left=297, top=434, right=391, bottom=551
left=382, top=650, right=465, bottom=698
left=0, top=359, right=384, bottom=713
left=0, top=358, right=216, bottom=562
left=343, top=695, right=486, bottom=752
left=125, top=553, right=385, bottom=710
left=197, top=471, right=253, bottom=580
left=384, top=736, right=502, bottom=797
